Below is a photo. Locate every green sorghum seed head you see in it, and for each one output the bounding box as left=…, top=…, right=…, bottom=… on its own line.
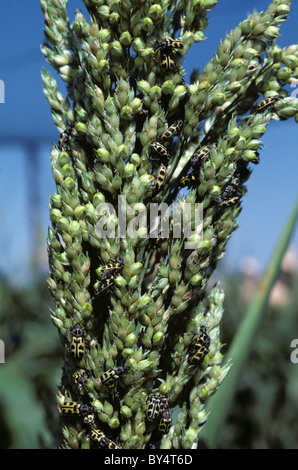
left=41, top=0, right=296, bottom=450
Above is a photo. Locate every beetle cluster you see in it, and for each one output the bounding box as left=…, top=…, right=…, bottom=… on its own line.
left=178, top=144, right=214, bottom=190
left=176, top=93, right=282, bottom=210
left=59, top=319, right=124, bottom=448
left=147, top=38, right=185, bottom=197
left=177, top=142, right=253, bottom=210
left=61, top=333, right=92, bottom=438
left=62, top=318, right=128, bottom=448
left=150, top=119, right=184, bottom=195
left=54, top=28, right=284, bottom=450
left=60, top=399, right=120, bottom=448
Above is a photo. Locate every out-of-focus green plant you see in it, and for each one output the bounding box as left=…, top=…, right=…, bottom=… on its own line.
left=40, top=0, right=298, bottom=449
left=207, top=243, right=298, bottom=448
left=200, top=199, right=298, bottom=448
left=0, top=279, right=62, bottom=448
left=223, top=286, right=298, bottom=448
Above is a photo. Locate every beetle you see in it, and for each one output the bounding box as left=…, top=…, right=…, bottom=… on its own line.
left=154, top=38, right=184, bottom=52
left=256, top=95, right=281, bottom=112
left=190, top=144, right=213, bottom=173
left=106, top=439, right=121, bottom=450
left=158, top=410, right=172, bottom=435
left=159, top=53, right=175, bottom=72
left=90, top=429, right=121, bottom=449
left=215, top=190, right=242, bottom=208
left=90, top=429, right=110, bottom=447
left=179, top=173, right=196, bottom=188
left=188, top=326, right=211, bottom=365
left=58, top=125, right=74, bottom=152
left=61, top=401, right=94, bottom=424
left=70, top=323, right=86, bottom=359
left=149, top=141, right=170, bottom=161
left=215, top=192, right=242, bottom=207
left=215, top=174, right=242, bottom=208
left=146, top=393, right=169, bottom=421
left=83, top=412, right=94, bottom=425
left=160, top=119, right=183, bottom=142
left=94, top=275, right=117, bottom=295
left=154, top=164, right=167, bottom=192
left=251, top=150, right=260, bottom=165
left=80, top=404, right=95, bottom=425
left=100, top=365, right=129, bottom=386
left=94, top=257, right=124, bottom=295
left=72, top=370, right=87, bottom=386
left=153, top=38, right=183, bottom=74
left=61, top=401, right=82, bottom=415
left=136, top=106, right=149, bottom=132
left=99, top=257, right=124, bottom=280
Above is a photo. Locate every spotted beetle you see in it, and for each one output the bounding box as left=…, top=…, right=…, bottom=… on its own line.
left=72, top=370, right=87, bottom=386
left=149, top=141, right=170, bottom=161
left=70, top=323, right=86, bottom=359
left=90, top=429, right=121, bottom=449
left=100, top=365, right=129, bottom=386
left=58, top=125, right=74, bottom=152
left=99, top=257, right=124, bottom=280
left=159, top=53, right=175, bottom=72
left=179, top=173, right=196, bottom=188
left=190, top=144, right=213, bottom=173
left=154, top=38, right=184, bottom=52
left=215, top=173, right=242, bottom=208
left=61, top=401, right=82, bottom=415
left=160, top=119, right=183, bottom=142
left=215, top=189, right=242, bottom=208
left=80, top=404, right=94, bottom=425
left=256, top=95, right=281, bottom=112
left=146, top=393, right=169, bottom=421
left=158, top=410, right=172, bottom=435
left=154, top=164, right=168, bottom=192
left=188, top=326, right=211, bottom=365
left=95, top=258, right=124, bottom=295
left=94, top=275, right=117, bottom=295
left=154, top=38, right=183, bottom=74
left=61, top=401, right=94, bottom=424
left=90, top=429, right=110, bottom=447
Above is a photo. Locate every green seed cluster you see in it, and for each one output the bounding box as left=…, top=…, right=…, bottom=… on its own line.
left=41, top=0, right=298, bottom=449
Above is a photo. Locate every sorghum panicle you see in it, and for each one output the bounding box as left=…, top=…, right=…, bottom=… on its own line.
left=41, top=0, right=298, bottom=449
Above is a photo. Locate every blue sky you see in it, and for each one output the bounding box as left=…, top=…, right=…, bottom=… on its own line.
left=0, top=0, right=297, bottom=285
